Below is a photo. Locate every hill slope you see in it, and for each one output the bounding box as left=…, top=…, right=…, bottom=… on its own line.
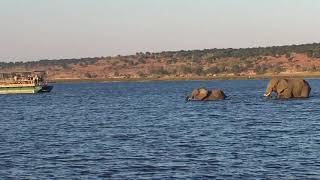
left=1, top=43, right=320, bottom=80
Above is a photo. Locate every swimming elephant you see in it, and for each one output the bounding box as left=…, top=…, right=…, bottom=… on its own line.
left=264, top=78, right=311, bottom=99
left=187, top=88, right=226, bottom=101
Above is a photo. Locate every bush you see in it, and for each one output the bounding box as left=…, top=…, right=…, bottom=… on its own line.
left=206, top=66, right=220, bottom=74
left=231, top=65, right=241, bottom=73
left=137, top=71, right=147, bottom=77
left=180, top=65, right=193, bottom=74
left=150, top=66, right=169, bottom=75
left=193, top=66, right=204, bottom=75
left=273, top=66, right=284, bottom=74
left=255, top=65, right=267, bottom=74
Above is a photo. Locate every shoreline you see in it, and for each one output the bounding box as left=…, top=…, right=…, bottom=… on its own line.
left=49, top=73, right=320, bottom=83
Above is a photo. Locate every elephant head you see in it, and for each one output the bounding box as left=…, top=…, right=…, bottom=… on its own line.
left=189, top=88, right=209, bottom=100
left=187, top=88, right=226, bottom=101
left=264, top=78, right=310, bottom=98
left=264, top=78, right=283, bottom=97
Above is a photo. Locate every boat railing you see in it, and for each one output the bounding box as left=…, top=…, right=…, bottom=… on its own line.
left=0, top=79, right=38, bottom=87
left=0, top=72, right=49, bottom=87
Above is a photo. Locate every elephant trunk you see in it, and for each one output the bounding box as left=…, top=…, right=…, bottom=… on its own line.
left=264, top=84, right=274, bottom=97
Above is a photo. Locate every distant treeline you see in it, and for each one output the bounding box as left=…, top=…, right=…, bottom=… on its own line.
left=1, top=43, right=320, bottom=71
left=153, top=43, right=320, bottom=60
left=0, top=57, right=103, bottom=69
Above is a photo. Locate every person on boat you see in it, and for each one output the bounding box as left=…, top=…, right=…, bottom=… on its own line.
left=32, top=75, right=39, bottom=85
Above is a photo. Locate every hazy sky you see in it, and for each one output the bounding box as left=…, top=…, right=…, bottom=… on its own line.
left=1, top=0, right=320, bottom=61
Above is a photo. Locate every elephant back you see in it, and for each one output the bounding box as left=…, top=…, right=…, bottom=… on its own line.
left=303, top=79, right=311, bottom=89
left=211, top=89, right=226, bottom=100
left=290, top=79, right=311, bottom=97
left=192, top=88, right=209, bottom=100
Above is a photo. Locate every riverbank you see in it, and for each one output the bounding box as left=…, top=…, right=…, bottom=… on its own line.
left=49, top=73, right=320, bottom=83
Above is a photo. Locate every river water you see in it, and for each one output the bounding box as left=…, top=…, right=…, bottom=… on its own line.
left=1, top=80, right=320, bottom=179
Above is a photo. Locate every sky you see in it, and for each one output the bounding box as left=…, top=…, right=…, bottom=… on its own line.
left=0, top=0, right=320, bottom=62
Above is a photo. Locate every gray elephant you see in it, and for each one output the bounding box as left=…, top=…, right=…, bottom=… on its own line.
left=264, top=78, right=311, bottom=99
left=186, top=88, right=226, bottom=101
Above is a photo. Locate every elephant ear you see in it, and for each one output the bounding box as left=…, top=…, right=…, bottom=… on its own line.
left=277, top=79, right=288, bottom=94
left=197, top=88, right=209, bottom=100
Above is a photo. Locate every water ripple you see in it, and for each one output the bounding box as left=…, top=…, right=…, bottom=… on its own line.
left=1, top=80, right=320, bottom=179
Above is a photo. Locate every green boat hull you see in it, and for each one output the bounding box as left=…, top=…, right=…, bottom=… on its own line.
left=0, top=86, right=43, bottom=94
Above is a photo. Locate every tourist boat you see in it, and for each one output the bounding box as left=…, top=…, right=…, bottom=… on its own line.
left=0, top=71, right=54, bottom=94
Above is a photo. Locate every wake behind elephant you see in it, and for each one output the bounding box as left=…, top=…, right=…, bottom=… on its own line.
left=186, top=88, right=226, bottom=101
left=264, top=78, right=311, bottom=99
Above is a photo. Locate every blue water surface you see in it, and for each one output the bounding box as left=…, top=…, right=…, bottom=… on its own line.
left=1, top=79, right=320, bottom=179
